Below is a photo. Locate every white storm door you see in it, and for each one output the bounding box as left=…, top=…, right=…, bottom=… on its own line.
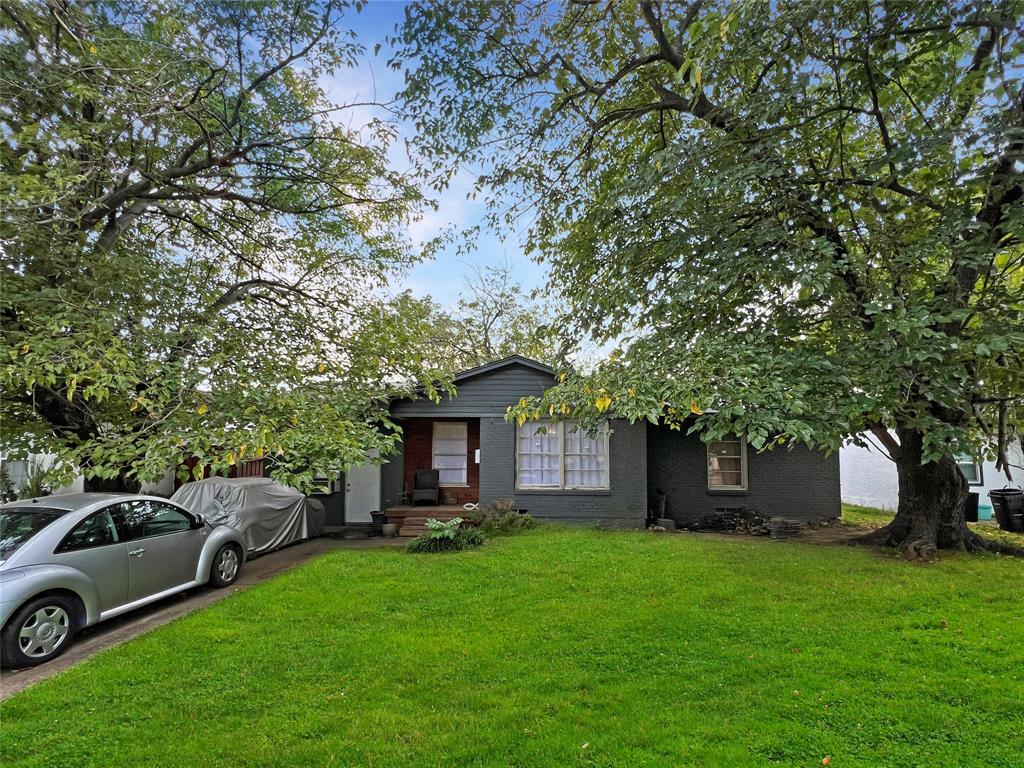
left=345, top=452, right=381, bottom=524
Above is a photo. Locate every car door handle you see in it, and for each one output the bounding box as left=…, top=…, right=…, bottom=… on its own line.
left=129, top=548, right=146, bottom=557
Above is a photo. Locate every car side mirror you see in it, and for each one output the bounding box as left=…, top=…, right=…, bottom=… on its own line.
left=191, top=513, right=205, bottom=529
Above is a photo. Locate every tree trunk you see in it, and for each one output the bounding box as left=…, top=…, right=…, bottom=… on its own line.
left=857, top=427, right=994, bottom=556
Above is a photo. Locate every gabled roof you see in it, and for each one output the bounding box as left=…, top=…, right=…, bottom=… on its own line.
left=451, top=355, right=555, bottom=383
left=388, top=355, right=557, bottom=416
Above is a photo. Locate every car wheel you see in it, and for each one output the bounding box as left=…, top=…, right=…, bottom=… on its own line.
left=1, top=595, right=79, bottom=669
left=209, top=544, right=242, bottom=588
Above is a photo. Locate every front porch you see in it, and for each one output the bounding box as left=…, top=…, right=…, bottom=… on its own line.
left=384, top=505, right=470, bottom=537
left=383, top=417, right=481, bottom=536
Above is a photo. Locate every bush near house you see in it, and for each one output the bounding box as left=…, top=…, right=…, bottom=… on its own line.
left=406, top=517, right=486, bottom=553
left=468, top=498, right=540, bottom=536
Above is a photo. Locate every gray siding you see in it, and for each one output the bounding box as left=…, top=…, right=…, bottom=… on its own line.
left=391, top=363, right=558, bottom=418
left=479, top=418, right=647, bottom=528
left=646, top=423, right=841, bottom=523
left=380, top=444, right=404, bottom=510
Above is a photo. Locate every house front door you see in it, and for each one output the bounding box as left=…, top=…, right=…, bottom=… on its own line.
left=345, top=453, right=380, bottom=524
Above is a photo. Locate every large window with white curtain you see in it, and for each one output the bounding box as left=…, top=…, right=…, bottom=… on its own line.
left=432, top=421, right=468, bottom=485
left=516, top=421, right=609, bottom=489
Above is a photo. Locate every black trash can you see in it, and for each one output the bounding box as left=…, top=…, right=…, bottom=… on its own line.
left=989, top=489, right=1024, bottom=533
left=965, top=492, right=979, bottom=523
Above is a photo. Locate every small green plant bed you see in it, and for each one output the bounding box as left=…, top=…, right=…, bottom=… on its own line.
left=406, top=517, right=486, bottom=553
left=475, top=498, right=540, bottom=536
left=407, top=501, right=541, bottom=553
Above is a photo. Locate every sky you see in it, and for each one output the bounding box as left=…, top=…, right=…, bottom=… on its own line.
left=323, top=0, right=549, bottom=309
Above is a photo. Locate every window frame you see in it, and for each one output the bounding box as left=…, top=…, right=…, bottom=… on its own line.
left=707, top=437, right=748, bottom=492
left=119, top=500, right=197, bottom=541
left=955, top=455, right=983, bottom=486
left=432, top=421, right=469, bottom=487
left=55, top=508, right=122, bottom=554
left=515, top=421, right=611, bottom=491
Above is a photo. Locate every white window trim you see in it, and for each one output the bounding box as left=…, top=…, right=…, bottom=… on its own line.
left=432, top=421, right=469, bottom=487
left=956, top=455, right=983, bottom=486
left=707, top=437, right=748, bottom=491
left=515, top=421, right=610, bottom=491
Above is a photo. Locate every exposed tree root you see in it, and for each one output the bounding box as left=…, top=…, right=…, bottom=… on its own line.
left=850, top=428, right=1024, bottom=560
left=852, top=522, right=1024, bottom=559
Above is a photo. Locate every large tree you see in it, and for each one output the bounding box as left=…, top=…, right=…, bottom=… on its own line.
left=1, top=0, right=443, bottom=491
left=423, top=261, right=560, bottom=369
left=399, top=1, right=1024, bottom=553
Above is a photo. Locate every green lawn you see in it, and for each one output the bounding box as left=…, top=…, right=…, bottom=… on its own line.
left=3, top=529, right=1023, bottom=767
left=840, top=502, right=897, bottom=527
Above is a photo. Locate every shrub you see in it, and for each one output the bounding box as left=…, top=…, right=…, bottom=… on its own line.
left=18, top=462, right=52, bottom=499
left=406, top=517, right=486, bottom=553
left=0, top=466, right=16, bottom=504
left=478, top=499, right=539, bottom=536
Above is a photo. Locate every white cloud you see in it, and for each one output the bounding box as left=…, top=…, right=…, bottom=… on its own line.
left=313, top=25, right=553, bottom=312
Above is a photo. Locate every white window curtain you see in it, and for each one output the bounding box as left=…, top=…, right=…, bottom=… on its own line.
left=517, top=422, right=561, bottom=487
left=707, top=437, right=746, bottom=490
left=564, top=425, right=608, bottom=488
left=517, top=421, right=608, bottom=489
left=432, top=422, right=468, bottom=485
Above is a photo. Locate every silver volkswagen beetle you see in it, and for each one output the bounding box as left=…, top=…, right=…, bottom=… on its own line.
left=0, top=493, right=246, bottom=668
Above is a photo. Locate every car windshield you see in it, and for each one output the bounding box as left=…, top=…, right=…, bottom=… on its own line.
left=0, top=507, right=68, bottom=560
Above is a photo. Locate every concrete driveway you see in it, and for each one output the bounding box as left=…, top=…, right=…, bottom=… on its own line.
left=0, top=536, right=402, bottom=701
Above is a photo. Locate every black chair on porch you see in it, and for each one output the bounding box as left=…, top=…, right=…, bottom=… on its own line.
left=412, top=469, right=440, bottom=506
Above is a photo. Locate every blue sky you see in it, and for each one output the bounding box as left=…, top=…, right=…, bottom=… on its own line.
left=324, top=0, right=549, bottom=308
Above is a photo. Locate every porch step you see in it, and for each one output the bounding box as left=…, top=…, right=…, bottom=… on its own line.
left=397, top=514, right=464, bottom=538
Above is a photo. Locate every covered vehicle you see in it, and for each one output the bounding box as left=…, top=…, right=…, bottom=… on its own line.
left=170, top=477, right=325, bottom=557
left=1, top=493, right=246, bottom=668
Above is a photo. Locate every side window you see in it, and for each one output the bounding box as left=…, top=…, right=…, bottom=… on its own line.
left=121, top=501, right=193, bottom=540
left=56, top=509, right=120, bottom=553
left=955, top=455, right=982, bottom=486
left=707, top=437, right=748, bottom=491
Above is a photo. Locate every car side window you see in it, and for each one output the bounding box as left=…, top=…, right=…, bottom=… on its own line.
left=56, top=509, right=121, bottom=553
left=120, top=501, right=193, bottom=540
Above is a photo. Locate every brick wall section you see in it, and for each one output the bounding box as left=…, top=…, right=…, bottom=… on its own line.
left=400, top=418, right=480, bottom=505
left=646, top=423, right=841, bottom=524
left=479, top=417, right=647, bottom=528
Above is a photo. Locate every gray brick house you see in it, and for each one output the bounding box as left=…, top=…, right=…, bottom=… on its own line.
left=338, top=356, right=840, bottom=533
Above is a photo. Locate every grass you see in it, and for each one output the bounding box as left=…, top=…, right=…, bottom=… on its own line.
left=840, top=502, right=897, bottom=527
left=2, top=528, right=1024, bottom=767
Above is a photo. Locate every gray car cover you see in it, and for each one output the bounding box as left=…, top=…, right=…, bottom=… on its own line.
left=170, top=478, right=325, bottom=556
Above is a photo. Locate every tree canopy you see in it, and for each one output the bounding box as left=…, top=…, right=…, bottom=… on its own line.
left=420, top=262, right=559, bottom=370
left=1, top=0, right=443, bottom=490
left=399, top=0, right=1024, bottom=551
